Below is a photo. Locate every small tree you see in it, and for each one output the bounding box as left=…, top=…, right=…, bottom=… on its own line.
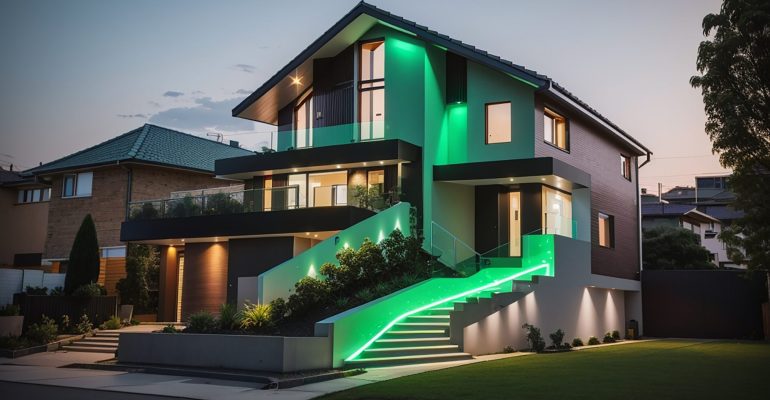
left=64, top=214, right=100, bottom=294
left=117, top=244, right=159, bottom=311
left=642, top=226, right=716, bottom=270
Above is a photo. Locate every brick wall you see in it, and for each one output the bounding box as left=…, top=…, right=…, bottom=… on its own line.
left=534, top=96, right=641, bottom=280
left=43, top=164, right=235, bottom=259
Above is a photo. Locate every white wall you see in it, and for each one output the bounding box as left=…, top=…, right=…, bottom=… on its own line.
left=463, top=236, right=639, bottom=354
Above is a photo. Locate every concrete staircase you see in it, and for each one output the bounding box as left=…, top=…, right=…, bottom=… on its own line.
left=61, top=330, right=120, bottom=354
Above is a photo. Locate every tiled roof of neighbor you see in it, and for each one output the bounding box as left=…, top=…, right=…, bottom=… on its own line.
left=25, top=124, right=254, bottom=176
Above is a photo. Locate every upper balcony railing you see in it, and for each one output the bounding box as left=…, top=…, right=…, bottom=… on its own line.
left=276, top=121, right=385, bottom=151
left=127, top=185, right=352, bottom=221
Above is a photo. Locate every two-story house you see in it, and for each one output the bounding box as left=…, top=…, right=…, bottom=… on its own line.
left=25, top=123, right=253, bottom=294
left=0, top=166, right=51, bottom=267
left=120, top=3, right=652, bottom=366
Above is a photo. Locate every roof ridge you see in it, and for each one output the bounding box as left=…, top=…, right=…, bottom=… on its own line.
left=127, top=124, right=151, bottom=158
left=141, top=123, right=252, bottom=153
left=24, top=126, right=144, bottom=174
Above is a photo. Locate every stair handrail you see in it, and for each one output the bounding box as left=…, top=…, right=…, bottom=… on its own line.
left=430, top=221, right=481, bottom=273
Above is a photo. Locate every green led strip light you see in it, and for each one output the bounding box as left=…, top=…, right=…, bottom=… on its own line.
left=345, top=263, right=550, bottom=361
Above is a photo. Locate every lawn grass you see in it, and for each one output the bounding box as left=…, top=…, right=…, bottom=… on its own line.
left=321, top=340, right=770, bottom=400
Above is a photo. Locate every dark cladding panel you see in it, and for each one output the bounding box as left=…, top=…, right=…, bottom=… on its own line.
left=446, top=52, right=467, bottom=104
left=227, top=237, right=295, bottom=304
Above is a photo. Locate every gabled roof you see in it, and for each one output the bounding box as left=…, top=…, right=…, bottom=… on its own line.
left=25, top=124, right=254, bottom=176
left=233, top=1, right=651, bottom=155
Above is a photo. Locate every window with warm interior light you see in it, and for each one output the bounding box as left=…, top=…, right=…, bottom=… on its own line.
left=263, top=177, right=273, bottom=211
left=62, top=172, right=93, bottom=198
left=359, top=40, right=385, bottom=141
left=542, top=187, right=573, bottom=237
left=485, top=102, right=511, bottom=144
left=598, top=212, right=614, bottom=248
left=295, top=90, right=313, bottom=148
left=543, top=107, right=568, bottom=150
left=367, top=170, right=385, bottom=194
left=621, top=154, right=632, bottom=180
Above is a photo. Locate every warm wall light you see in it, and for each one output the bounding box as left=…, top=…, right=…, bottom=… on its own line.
left=313, top=234, right=318, bottom=238
left=509, top=178, right=514, bottom=182
left=290, top=75, right=303, bottom=86
left=181, top=239, right=185, bottom=242
left=363, top=162, right=368, bottom=166
left=293, top=168, right=298, bottom=172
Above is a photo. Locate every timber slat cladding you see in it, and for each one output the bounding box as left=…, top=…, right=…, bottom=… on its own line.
left=98, top=257, right=127, bottom=296
left=180, top=242, right=228, bottom=320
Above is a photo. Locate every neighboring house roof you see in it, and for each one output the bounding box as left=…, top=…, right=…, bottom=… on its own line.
left=232, top=1, right=651, bottom=156
left=661, top=186, right=736, bottom=205
left=642, top=203, right=721, bottom=224
left=0, top=167, right=43, bottom=187
left=24, top=124, right=254, bottom=176
left=698, top=205, right=745, bottom=222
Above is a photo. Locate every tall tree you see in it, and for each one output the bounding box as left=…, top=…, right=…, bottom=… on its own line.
left=64, top=214, right=101, bottom=294
left=690, top=0, right=770, bottom=275
left=643, top=226, right=716, bottom=270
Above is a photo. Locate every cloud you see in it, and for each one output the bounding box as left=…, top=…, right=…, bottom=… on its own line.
left=148, top=101, right=162, bottom=108
left=233, top=64, right=256, bottom=73
left=163, top=91, right=184, bottom=98
left=117, top=114, right=148, bottom=119
left=148, top=97, right=253, bottom=133
left=235, top=89, right=252, bottom=95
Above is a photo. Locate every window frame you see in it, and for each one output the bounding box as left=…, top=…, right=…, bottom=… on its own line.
left=61, top=172, right=93, bottom=199
left=485, top=101, right=512, bottom=144
left=543, top=107, right=570, bottom=152
left=621, top=154, right=632, bottom=181
left=598, top=212, right=615, bottom=249
left=358, top=38, right=386, bottom=141
left=294, top=89, right=314, bottom=149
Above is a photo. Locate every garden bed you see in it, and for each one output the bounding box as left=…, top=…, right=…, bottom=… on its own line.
left=0, top=332, right=91, bottom=358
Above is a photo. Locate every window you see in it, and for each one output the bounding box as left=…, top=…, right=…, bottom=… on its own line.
left=295, top=91, right=313, bottom=148
left=288, top=174, right=307, bottom=209
left=485, top=102, right=511, bottom=144
left=308, top=171, right=347, bottom=207
left=359, top=40, right=385, bottom=141
left=17, top=188, right=51, bottom=204
left=542, top=187, right=573, bottom=237
left=621, top=155, right=632, bottom=180
left=544, top=107, right=568, bottom=150
left=367, top=170, right=385, bottom=193
left=598, top=212, right=614, bottom=248
left=62, top=172, right=93, bottom=198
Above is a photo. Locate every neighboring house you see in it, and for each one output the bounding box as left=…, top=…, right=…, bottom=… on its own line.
left=640, top=203, right=736, bottom=268
left=0, top=166, right=51, bottom=267
left=24, top=124, right=253, bottom=294
left=120, top=3, right=652, bottom=366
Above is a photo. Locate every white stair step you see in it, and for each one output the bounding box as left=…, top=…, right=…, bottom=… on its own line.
left=61, top=345, right=116, bottom=354
left=346, top=352, right=472, bottom=368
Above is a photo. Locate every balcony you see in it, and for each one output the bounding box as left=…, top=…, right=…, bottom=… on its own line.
left=128, top=185, right=351, bottom=221
left=275, top=121, right=385, bottom=151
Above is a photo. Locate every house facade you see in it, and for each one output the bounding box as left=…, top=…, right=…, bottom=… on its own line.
left=25, top=124, right=253, bottom=294
left=120, top=3, right=652, bottom=366
left=0, top=167, right=51, bottom=267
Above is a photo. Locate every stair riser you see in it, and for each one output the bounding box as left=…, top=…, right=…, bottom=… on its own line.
left=370, top=339, right=452, bottom=349
left=346, top=354, right=472, bottom=368
left=382, top=332, right=448, bottom=339
left=70, top=342, right=118, bottom=348
left=61, top=346, right=116, bottom=354
left=362, top=346, right=460, bottom=358
left=404, top=316, right=450, bottom=323
left=80, top=338, right=119, bottom=343
left=394, top=323, right=449, bottom=331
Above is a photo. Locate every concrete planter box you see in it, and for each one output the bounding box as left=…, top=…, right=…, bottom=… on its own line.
left=118, top=332, right=332, bottom=373
left=0, top=315, right=23, bottom=337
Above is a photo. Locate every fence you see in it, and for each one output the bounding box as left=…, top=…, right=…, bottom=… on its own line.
left=13, top=293, right=117, bottom=328
left=0, top=268, right=65, bottom=306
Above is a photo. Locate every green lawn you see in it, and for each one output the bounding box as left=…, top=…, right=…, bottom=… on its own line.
left=321, top=340, right=770, bottom=400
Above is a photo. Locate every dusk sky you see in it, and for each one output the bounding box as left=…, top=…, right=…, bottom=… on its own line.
left=0, top=0, right=728, bottom=192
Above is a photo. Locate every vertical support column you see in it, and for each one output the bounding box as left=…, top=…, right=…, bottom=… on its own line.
left=158, top=245, right=179, bottom=322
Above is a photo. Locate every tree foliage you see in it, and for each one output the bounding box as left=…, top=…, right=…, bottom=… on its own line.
left=116, top=244, right=159, bottom=312
left=643, top=226, right=715, bottom=270
left=690, top=0, right=770, bottom=270
left=64, top=214, right=100, bottom=294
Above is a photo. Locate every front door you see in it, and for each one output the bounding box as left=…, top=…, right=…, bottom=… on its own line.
left=509, top=192, right=521, bottom=256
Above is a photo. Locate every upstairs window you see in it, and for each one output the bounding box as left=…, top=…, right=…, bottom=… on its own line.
left=359, top=40, right=385, bottom=141
left=295, top=90, right=313, bottom=148
left=62, top=172, right=93, bottom=198
left=544, top=107, right=568, bottom=151
left=598, top=212, right=614, bottom=248
left=485, top=102, right=511, bottom=144
left=17, top=188, right=51, bottom=204
left=621, top=154, right=632, bottom=180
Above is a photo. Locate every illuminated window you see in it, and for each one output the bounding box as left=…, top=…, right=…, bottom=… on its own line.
left=598, top=212, right=614, bottom=248
left=621, top=154, right=632, bottom=180
left=295, top=91, right=313, bottom=148
left=359, top=40, right=385, bottom=140
left=542, top=187, right=573, bottom=237
left=544, top=108, right=568, bottom=151
left=367, top=170, right=385, bottom=193
left=485, top=102, right=511, bottom=144
left=263, top=178, right=272, bottom=211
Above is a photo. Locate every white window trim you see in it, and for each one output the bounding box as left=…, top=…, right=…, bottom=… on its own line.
left=62, top=172, right=93, bottom=199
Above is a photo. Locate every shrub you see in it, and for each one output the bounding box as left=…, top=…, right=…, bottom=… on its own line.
left=572, top=338, right=584, bottom=347
left=603, top=332, right=617, bottom=343
left=203, top=193, right=243, bottom=215
left=73, top=283, right=106, bottom=298
left=521, top=323, right=546, bottom=352
left=65, top=214, right=100, bottom=294
left=186, top=311, right=217, bottom=333
left=76, top=315, right=94, bottom=334
left=27, top=315, right=58, bottom=344
left=0, top=335, right=32, bottom=350
left=131, top=202, right=160, bottom=220
left=0, top=304, right=20, bottom=316
left=129, top=319, right=140, bottom=326
left=239, top=302, right=272, bottom=332
left=502, top=345, right=516, bottom=354
left=49, top=286, right=64, bottom=296
left=162, top=324, right=179, bottom=333
left=612, top=330, right=621, bottom=340
left=268, top=298, right=287, bottom=323
left=117, top=244, right=159, bottom=312
left=588, top=336, right=600, bottom=345
left=168, top=196, right=201, bottom=218
left=218, top=303, right=238, bottom=330
left=25, top=286, right=48, bottom=295
left=100, top=315, right=122, bottom=330
left=287, top=277, right=329, bottom=316
left=549, top=329, right=565, bottom=348
left=60, top=315, right=72, bottom=333
left=333, top=297, right=350, bottom=309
